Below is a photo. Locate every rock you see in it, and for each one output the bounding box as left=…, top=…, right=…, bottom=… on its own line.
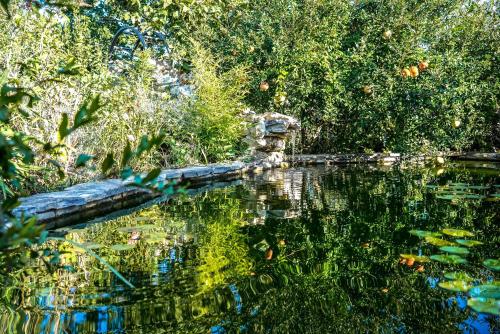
left=243, top=111, right=300, bottom=166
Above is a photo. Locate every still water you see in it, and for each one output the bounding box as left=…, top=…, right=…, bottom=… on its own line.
left=1, top=163, right=499, bottom=333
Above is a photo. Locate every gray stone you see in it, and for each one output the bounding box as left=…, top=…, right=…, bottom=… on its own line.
left=243, top=111, right=300, bottom=166
left=181, top=166, right=214, bottom=179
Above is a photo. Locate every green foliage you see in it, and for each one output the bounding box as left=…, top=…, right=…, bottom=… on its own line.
left=197, top=0, right=499, bottom=153
left=181, top=42, right=247, bottom=163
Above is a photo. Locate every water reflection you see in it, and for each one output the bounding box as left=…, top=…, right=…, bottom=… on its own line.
left=1, top=164, right=499, bottom=333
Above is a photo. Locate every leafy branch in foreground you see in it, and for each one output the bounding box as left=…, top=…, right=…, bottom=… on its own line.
left=0, top=77, right=175, bottom=288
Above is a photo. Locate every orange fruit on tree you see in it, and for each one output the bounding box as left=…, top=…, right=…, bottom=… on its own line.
left=401, top=68, right=411, bottom=78
left=383, top=30, right=392, bottom=40
left=362, top=85, right=373, bottom=95
left=453, top=119, right=461, bottom=128
left=418, top=60, right=429, bottom=71
left=259, top=81, right=269, bottom=92
left=406, top=258, right=415, bottom=267
left=409, top=66, right=419, bottom=78
left=265, top=248, right=273, bottom=260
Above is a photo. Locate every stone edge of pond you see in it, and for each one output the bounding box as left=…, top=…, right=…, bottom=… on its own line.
left=287, top=152, right=499, bottom=164
left=12, top=152, right=498, bottom=229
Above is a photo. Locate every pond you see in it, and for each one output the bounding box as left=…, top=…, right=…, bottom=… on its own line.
left=1, top=163, right=499, bottom=333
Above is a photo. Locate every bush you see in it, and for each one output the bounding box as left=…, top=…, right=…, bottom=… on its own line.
left=197, top=0, right=499, bottom=153
left=0, top=3, right=249, bottom=193
left=180, top=42, right=248, bottom=163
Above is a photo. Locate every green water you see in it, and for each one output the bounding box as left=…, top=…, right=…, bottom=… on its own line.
left=1, top=163, right=499, bottom=333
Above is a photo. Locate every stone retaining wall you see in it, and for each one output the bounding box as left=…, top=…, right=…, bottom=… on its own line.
left=13, top=161, right=273, bottom=229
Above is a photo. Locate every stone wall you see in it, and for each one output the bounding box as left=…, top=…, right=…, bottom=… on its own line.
left=243, top=110, right=300, bottom=167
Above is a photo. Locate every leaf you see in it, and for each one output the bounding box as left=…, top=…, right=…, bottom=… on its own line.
left=469, top=285, right=500, bottom=299
left=58, top=113, right=69, bottom=141
left=0, top=0, right=11, bottom=19
left=101, top=153, right=114, bottom=174
left=442, top=229, right=474, bottom=237
left=438, top=280, right=472, bottom=292
left=439, top=246, right=470, bottom=255
left=57, top=57, right=80, bottom=75
left=409, top=230, right=442, bottom=238
left=430, top=254, right=467, bottom=264
left=110, top=244, right=136, bottom=251
left=455, top=239, right=483, bottom=247
left=74, top=95, right=100, bottom=128
left=425, top=236, right=456, bottom=247
left=443, top=272, right=474, bottom=282
left=141, top=168, right=161, bottom=184
left=0, top=105, right=9, bottom=122
left=120, top=141, right=133, bottom=168
left=467, top=298, right=500, bottom=316
left=399, top=254, right=430, bottom=263
left=75, top=154, right=94, bottom=168
left=483, top=259, right=500, bottom=271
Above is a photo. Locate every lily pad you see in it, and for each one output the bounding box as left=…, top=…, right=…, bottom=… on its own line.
left=439, top=246, right=470, bottom=255
left=430, top=254, right=467, bottom=264
left=483, top=259, right=500, bottom=271
left=437, top=193, right=485, bottom=200
left=409, top=230, right=442, bottom=238
left=455, top=239, right=484, bottom=247
left=467, top=298, right=500, bottom=316
left=438, top=280, right=472, bottom=292
left=443, top=272, right=474, bottom=282
left=469, top=285, right=500, bottom=299
left=442, top=229, right=474, bottom=237
left=400, top=254, right=430, bottom=263
left=110, top=244, right=136, bottom=251
left=425, top=236, right=456, bottom=247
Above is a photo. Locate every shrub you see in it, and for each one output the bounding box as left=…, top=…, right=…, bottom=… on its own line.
left=197, top=0, right=499, bottom=153
left=0, top=3, right=249, bottom=193
left=180, top=42, right=248, bottom=163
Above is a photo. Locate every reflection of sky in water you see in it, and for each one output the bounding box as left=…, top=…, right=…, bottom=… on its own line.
left=425, top=276, right=496, bottom=333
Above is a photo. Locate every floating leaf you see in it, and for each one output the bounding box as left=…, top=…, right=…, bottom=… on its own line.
left=455, top=239, right=484, bottom=247
left=439, top=246, right=470, bottom=255
left=430, top=254, right=467, bottom=264
left=469, top=285, right=500, bottom=299
left=443, top=272, right=474, bottom=282
left=425, top=236, right=456, bottom=247
left=467, top=298, right=500, bottom=316
left=483, top=259, right=500, bottom=271
left=442, top=229, right=474, bottom=237
left=438, top=280, right=472, bottom=292
left=436, top=194, right=485, bottom=200
left=110, top=244, right=136, bottom=251
left=399, top=254, right=430, bottom=263
left=409, top=230, right=442, bottom=238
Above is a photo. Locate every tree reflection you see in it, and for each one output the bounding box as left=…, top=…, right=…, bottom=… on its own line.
left=1, top=164, right=498, bottom=333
